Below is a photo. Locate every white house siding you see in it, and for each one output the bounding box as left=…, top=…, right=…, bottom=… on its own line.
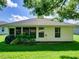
left=6, top=26, right=73, bottom=42
left=36, top=26, right=73, bottom=41
left=5, top=27, right=9, bottom=35
left=60, top=26, right=73, bottom=41
left=0, top=27, right=9, bottom=35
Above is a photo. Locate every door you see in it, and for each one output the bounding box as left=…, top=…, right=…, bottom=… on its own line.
left=9, top=28, right=14, bottom=35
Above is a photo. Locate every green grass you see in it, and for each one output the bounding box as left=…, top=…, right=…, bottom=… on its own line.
left=0, top=35, right=79, bottom=59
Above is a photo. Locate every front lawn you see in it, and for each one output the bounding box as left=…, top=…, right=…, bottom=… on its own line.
left=0, top=35, right=79, bottom=59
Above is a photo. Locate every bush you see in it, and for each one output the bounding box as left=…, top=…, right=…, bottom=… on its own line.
left=16, top=34, right=35, bottom=44
left=16, top=34, right=27, bottom=42
left=10, top=39, right=19, bottom=45
left=5, top=35, right=16, bottom=44
left=5, top=34, right=36, bottom=44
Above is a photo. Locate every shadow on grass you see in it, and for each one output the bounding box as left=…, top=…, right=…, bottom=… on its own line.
left=60, top=56, right=78, bottom=59
left=0, top=41, right=79, bottom=52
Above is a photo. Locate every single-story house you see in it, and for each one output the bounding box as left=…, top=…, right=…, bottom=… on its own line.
left=73, top=24, right=79, bottom=35
left=0, top=18, right=75, bottom=42
left=64, top=20, right=79, bottom=35
left=0, top=21, right=8, bottom=35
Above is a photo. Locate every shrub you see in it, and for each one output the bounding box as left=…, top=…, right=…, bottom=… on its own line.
left=16, top=34, right=36, bottom=44
left=5, top=35, right=16, bottom=44
left=10, top=39, right=19, bottom=45
left=5, top=34, right=36, bottom=44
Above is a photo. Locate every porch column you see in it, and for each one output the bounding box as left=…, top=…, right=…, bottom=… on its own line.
left=29, top=28, right=30, bottom=36
left=7, top=27, right=9, bottom=35
left=14, top=28, right=16, bottom=36
left=21, top=27, right=23, bottom=35
left=36, top=27, right=38, bottom=39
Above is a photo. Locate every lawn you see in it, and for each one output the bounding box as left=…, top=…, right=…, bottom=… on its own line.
left=0, top=35, right=79, bottom=59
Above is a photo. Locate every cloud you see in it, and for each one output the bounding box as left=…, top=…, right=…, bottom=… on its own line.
left=75, top=4, right=79, bottom=13
left=44, top=15, right=54, bottom=19
left=44, top=14, right=59, bottom=19
left=64, top=19, right=76, bottom=24
left=64, top=19, right=79, bottom=24
left=6, top=0, right=18, bottom=8
left=9, top=15, right=29, bottom=22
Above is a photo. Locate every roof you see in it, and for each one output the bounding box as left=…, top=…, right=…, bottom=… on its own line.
left=0, top=21, right=7, bottom=25
left=0, top=18, right=75, bottom=27
left=74, top=23, right=79, bottom=26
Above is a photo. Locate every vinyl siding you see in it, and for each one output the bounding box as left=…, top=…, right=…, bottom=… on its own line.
left=36, top=26, right=73, bottom=41
left=6, top=26, right=73, bottom=41
left=0, top=27, right=9, bottom=35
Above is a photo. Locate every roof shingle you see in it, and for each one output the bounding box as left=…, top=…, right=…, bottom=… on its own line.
left=0, top=18, right=75, bottom=27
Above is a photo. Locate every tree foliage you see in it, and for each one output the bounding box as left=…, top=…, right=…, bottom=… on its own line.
left=58, top=0, right=79, bottom=19
left=24, top=0, right=79, bottom=20
left=0, top=0, right=7, bottom=9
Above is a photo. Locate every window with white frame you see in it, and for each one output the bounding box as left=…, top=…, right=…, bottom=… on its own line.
left=38, top=27, right=44, bottom=38
left=55, top=27, right=61, bottom=38
left=39, top=27, right=44, bottom=30
left=39, top=31, right=44, bottom=37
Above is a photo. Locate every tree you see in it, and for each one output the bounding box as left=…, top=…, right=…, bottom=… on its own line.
left=0, top=0, right=7, bottom=9
left=23, top=0, right=79, bottom=21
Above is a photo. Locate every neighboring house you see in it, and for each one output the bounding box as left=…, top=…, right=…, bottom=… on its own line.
left=73, top=24, right=79, bottom=34
left=0, top=21, right=8, bottom=35
left=0, top=18, right=74, bottom=42
left=64, top=20, right=79, bottom=35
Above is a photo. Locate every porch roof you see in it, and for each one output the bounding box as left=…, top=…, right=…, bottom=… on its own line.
left=0, top=18, right=75, bottom=27
left=0, top=21, right=7, bottom=25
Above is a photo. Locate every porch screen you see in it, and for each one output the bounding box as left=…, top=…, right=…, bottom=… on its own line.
left=23, top=27, right=36, bottom=38
left=16, top=27, right=21, bottom=35
left=23, top=27, right=29, bottom=35
left=30, top=27, right=36, bottom=38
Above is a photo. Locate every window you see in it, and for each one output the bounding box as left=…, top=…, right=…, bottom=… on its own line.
left=39, top=27, right=44, bottom=30
left=55, top=27, right=61, bottom=38
left=39, top=32, right=44, bottom=38
left=2, top=27, right=4, bottom=32
left=38, top=27, right=44, bottom=38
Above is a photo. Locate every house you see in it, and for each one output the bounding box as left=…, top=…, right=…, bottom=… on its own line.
left=73, top=24, right=79, bottom=34
left=0, top=21, right=8, bottom=35
left=0, top=18, right=75, bottom=42
left=64, top=20, right=79, bottom=35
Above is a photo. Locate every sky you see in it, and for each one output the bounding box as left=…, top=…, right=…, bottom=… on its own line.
left=0, top=0, right=35, bottom=22
left=0, top=0, right=79, bottom=23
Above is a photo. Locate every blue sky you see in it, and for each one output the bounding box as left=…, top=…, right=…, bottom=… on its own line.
left=0, top=0, right=35, bottom=22
left=0, top=0, right=79, bottom=23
